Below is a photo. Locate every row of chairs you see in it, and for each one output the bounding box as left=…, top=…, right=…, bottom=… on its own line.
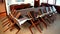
left=2, top=6, right=57, bottom=34
left=26, top=6, right=57, bottom=34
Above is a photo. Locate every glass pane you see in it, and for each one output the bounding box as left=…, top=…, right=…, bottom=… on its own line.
left=48, top=0, right=55, bottom=4
left=40, top=0, right=47, bottom=5
left=42, top=0, right=47, bottom=3
left=24, top=0, right=34, bottom=6
left=56, top=0, right=60, bottom=6
left=40, top=0, right=43, bottom=5
left=16, top=0, right=24, bottom=2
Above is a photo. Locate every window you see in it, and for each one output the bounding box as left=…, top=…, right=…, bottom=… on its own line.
left=40, top=0, right=47, bottom=5
left=56, top=0, right=60, bottom=6
left=16, top=0, right=24, bottom=2
left=40, top=0, right=43, bottom=5
left=48, top=0, right=55, bottom=5
left=42, top=0, right=47, bottom=3
left=24, top=0, right=34, bottom=6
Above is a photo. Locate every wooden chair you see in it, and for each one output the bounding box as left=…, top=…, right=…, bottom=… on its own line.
left=38, top=9, right=48, bottom=28
left=39, top=6, right=53, bottom=24
left=27, top=11, right=42, bottom=34
left=43, top=6, right=54, bottom=23
left=46, top=7, right=55, bottom=23
left=2, top=9, right=17, bottom=27
left=51, top=6, right=57, bottom=19
left=4, top=10, right=21, bottom=34
left=42, top=3, right=52, bottom=23
left=38, top=7, right=51, bottom=24
left=46, top=6, right=56, bottom=23
left=2, top=17, right=11, bottom=27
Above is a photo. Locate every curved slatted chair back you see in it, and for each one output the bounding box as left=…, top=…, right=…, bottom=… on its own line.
left=40, top=7, right=47, bottom=14
left=52, top=6, right=57, bottom=13
left=46, top=7, right=49, bottom=13
left=4, top=0, right=21, bottom=34
left=27, top=11, right=36, bottom=21
left=38, top=8, right=48, bottom=28
left=49, top=7, right=53, bottom=13
left=45, top=6, right=56, bottom=23
left=11, top=10, right=21, bottom=19
left=39, top=6, right=54, bottom=28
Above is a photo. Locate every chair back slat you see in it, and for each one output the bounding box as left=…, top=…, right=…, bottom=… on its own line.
left=11, top=10, right=21, bottom=19
left=46, top=7, right=49, bottom=13
left=43, top=7, right=47, bottom=13
left=49, top=7, right=53, bottom=13
left=39, top=9, right=42, bottom=15
left=52, top=6, right=57, bottom=13
left=27, top=11, right=37, bottom=21
left=39, top=7, right=47, bottom=14
left=40, top=7, right=44, bottom=14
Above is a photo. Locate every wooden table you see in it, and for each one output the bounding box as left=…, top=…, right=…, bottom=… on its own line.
left=15, top=7, right=50, bottom=27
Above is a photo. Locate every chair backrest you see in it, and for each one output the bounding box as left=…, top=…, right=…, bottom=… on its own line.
left=40, top=6, right=47, bottom=14
left=45, top=6, right=53, bottom=13
left=40, top=7, right=44, bottom=14
left=11, top=10, right=21, bottom=19
left=27, top=11, right=37, bottom=21
left=46, top=7, right=49, bottom=13
left=39, top=9, right=42, bottom=15
left=43, top=6, right=47, bottom=13
left=52, top=6, right=57, bottom=13
left=49, top=7, right=53, bottom=13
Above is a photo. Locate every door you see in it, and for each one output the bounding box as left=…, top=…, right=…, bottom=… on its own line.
left=34, top=0, right=40, bottom=7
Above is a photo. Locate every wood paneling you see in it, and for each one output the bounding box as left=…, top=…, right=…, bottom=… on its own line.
left=55, top=6, right=60, bottom=13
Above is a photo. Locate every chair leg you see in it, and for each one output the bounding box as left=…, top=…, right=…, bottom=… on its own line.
left=8, top=22, right=11, bottom=26
left=38, top=19, right=47, bottom=29
left=4, top=23, right=15, bottom=32
left=30, top=20, right=42, bottom=33
left=1, top=17, right=7, bottom=22
left=51, top=16, right=55, bottom=22
left=46, top=15, right=55, bottom=24
left=45, top=17, right=52, bottom=23
left=4, top=27, right=10, bottom=32
left=10, top=26, right=15, bottom=31
left=16, top=28, right=20, bottom=34
left=52, top=15, right=56, bottom=20
left=40, top=17, right=47, bottom=28
left=3, top=21, right=10, bottom=27
left=29, top=25, right=33, bottom=34
left=47, top=16, right=54, bottom=23
left=2, top=19, right=9, bottom=25
left=36, top=25, right=42, bottom=34
left=38, top=18, right=47, bottom=29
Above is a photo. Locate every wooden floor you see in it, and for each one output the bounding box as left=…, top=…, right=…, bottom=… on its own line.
left=0, top=3, right=5, bottom=13
left=0, top=3, right=6, bottom=19
left=0, top=3, right=60, bottom=34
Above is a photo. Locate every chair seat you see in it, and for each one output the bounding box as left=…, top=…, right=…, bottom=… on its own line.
left=36, top=13, right=49, bottom=18
left=17, top=17, right=32, bottom=25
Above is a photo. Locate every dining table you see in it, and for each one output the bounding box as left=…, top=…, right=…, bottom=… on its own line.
left=10, top=7, right=50, bottom=28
